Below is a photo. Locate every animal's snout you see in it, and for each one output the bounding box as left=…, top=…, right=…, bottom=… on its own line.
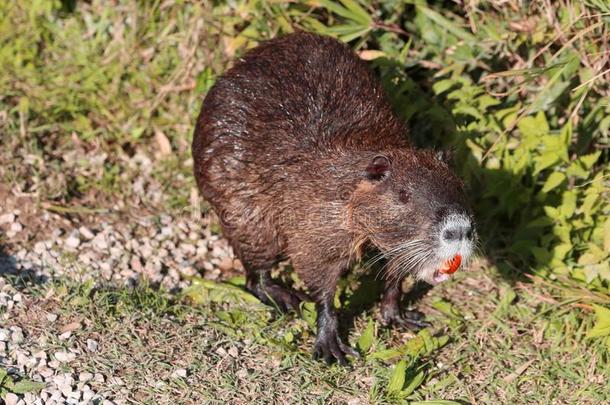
left=440, top=214, right=473, bottom=243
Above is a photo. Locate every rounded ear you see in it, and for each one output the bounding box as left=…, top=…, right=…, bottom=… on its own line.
left=366, top=155, right=391, bottom=180
left=435, top=149, right=453, bottom=164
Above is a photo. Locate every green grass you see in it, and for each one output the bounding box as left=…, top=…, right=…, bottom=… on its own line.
left=5, top=270, right=607, bottom=403
left=1, top=0, right=609, bottom=403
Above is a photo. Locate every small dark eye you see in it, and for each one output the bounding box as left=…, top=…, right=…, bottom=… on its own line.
left=399, top=189, right=410, bottom=203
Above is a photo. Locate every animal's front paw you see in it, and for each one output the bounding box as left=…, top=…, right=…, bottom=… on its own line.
left=382, top=308, right=431, bottom=331
left=312, top=332, right=360, bottom=366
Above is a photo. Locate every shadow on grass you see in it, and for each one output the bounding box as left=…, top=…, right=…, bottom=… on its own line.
left=0, top=242, right=49, bottom=288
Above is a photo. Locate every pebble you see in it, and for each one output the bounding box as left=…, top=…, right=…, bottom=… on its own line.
left=38, top=367, right=54, bottom=378
left=172, top=368, right=187, bottom=378
left=79, top=226, right=95, bottom=240
left=4, top=392, right=19, bottom=405
left=108, top=376, right=124, bottom=386
left=65, top=232, right=81, bottom=249
left=33, top=350, right=47, bottom=359
left=11, top=327, right=24, bottom=343
left=0, top=212, right=15, bottom=224
left=79, top=372, right=93, bottom=382
left=92, top=233, right=108, bottom=250
left=82, top=389, right=95, bottom=402
left=228, top=346, right=239, bottom=358
left=54, top=351, right=76, bottom=363
left=217, top=256, right=234, bottom=271
left=0, top=328, right=9, bottom=341
left=59, top=331, right=72, bottom=340
left=86, top=339, right=98, bottom=352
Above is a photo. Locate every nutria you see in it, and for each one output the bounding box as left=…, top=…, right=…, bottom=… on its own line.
left=192, top=31, right=475, bottom=365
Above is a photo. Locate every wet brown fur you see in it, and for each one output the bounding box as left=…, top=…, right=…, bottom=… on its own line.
left=192, top=31, right=469, bottom=363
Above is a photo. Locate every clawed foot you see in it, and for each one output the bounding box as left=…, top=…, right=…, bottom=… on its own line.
left=247, top=280, right=307, bottom=313
left=313, top=331, right=360, bottom=366
left=382, top=308, right=431, bottom=331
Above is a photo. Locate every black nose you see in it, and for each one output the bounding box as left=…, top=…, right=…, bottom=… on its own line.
left=442, top=222, right=473, bottom=242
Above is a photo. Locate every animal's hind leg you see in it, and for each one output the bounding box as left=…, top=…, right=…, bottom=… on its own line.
left=245, top=269, right=308, bottom=312
left=222, top=218, right=307, bottom=312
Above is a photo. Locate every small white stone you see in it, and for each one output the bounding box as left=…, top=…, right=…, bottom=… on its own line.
left=0, top=213, right=15, bottom=224
left=46, top=313, right=58, bottom=322
left=59, top=331, right=72, bottom=340
left=10, top=222, right=23, bottom=233
left=78, top=372, right=93, bottom=382
left=86, top=339, right=98, bottom=352
left=0, top=328, right=9, bottom=341
left=60, top=385, right=73, bottom=398
left=38, top=366, right=54, bottom=378
left=11, top=328, right=24, bottom=343
left=108, top=376, right=124, bottom=386
left=33, top=350, right=47, bottom=359
left=82, top=389, right=95, bottom=402
left=48, top=360, right=60, bottom=369
left=130, top=256, right=143, bottom=273
left=161, top=226, right=173, bottom=237
left=23, top=392, right=36, bottom=405
left=79, top=226, right=95, bottom=240
left=54, top=351, right=76, bottom=363
left=92, top=233, right=108, bottom=250
left=172, top=368, right=187, bottom=378
left=50, top=390, right=62, bottom=400
left=228, top=346, right=239, bottom=358
left=33, top=242, right=45, bottom=254
left=16, top=351, right=32, bottom=367
left=4, top=392, right=19, bottom=405
left=65, top=232, right=81, bottom=249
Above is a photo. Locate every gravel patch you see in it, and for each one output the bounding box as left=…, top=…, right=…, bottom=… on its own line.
left=0, top=271, right=112, bottom=404
left=0, top=159, right=241, bottom=403
left=0, top=204, right=239, bottom=291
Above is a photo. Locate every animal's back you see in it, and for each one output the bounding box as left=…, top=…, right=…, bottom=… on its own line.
left=192, top=31, right=406, bottom=203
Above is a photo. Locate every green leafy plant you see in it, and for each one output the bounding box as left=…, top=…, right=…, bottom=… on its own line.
left=587, top=304, right=610, bottom=351
left=0, top=369, right=46, bottom=400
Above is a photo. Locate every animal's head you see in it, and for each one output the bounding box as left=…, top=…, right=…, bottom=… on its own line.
left=350, top=149, right=476, bottom=284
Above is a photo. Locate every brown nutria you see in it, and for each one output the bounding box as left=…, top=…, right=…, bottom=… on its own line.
left=192, top=31, right=475, bottom=365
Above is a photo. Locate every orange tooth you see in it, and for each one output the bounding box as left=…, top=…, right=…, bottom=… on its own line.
left=440, top=254, right=462, bottom=275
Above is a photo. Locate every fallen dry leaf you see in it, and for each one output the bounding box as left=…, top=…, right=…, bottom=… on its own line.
left=155, top=129, right=172, bottom=156
left=59, top=321, right=82, bottom=334
left=503, top=359, right=536, bottom=383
